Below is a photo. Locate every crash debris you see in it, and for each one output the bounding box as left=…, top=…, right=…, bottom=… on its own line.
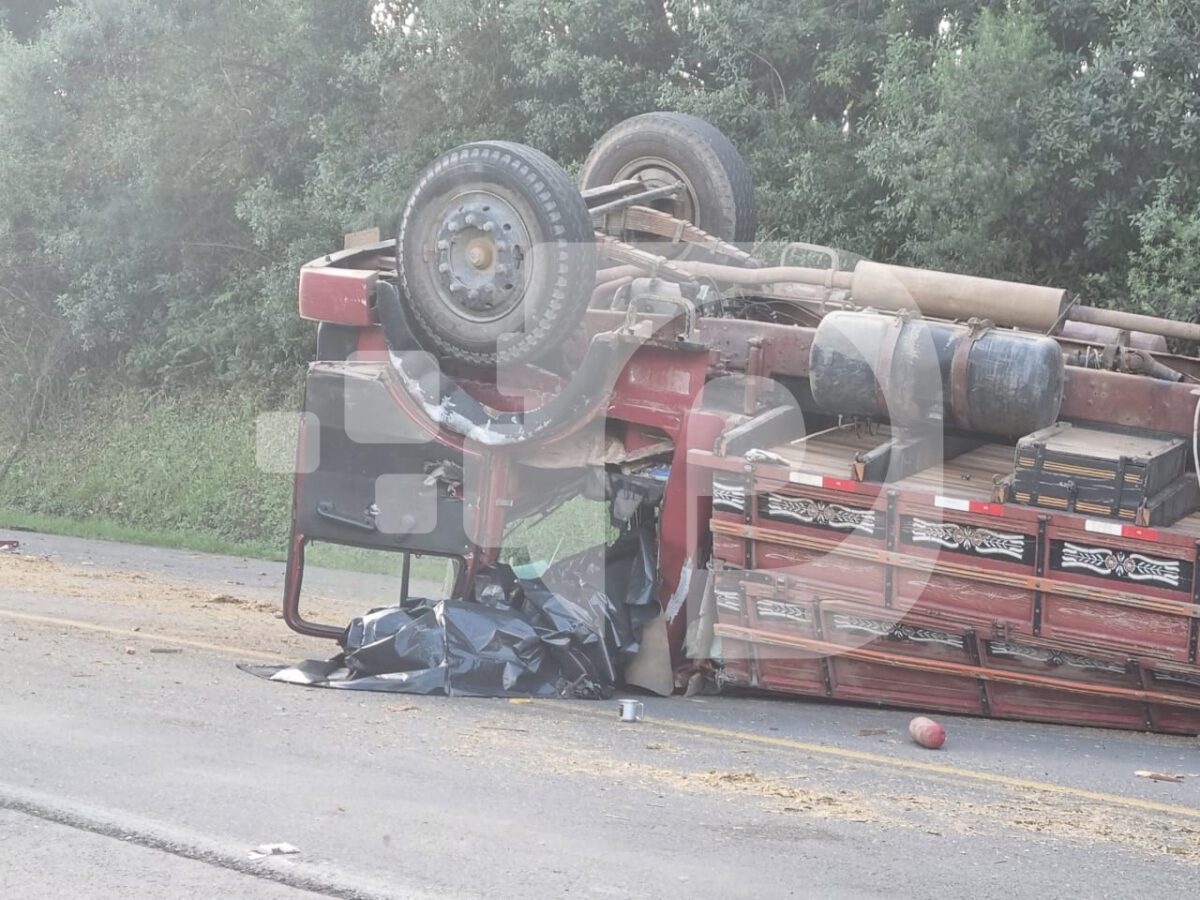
left=617, top=699, right=644, bottom=722
left=258, top=527, right=659, bottom=699
left=908, top=717, right=947, bottom=750
left=1134, top=770, right=1185, bottom=783
left=249, top=843, right=301, bottom=859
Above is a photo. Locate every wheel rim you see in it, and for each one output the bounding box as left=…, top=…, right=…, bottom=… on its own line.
left=613, top=156, right=698, bottom=226
left=427, top=189, right=533, bottom=323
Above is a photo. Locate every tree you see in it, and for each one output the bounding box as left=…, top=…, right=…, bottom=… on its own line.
left=0, top=0, right=377, bottom=390
left=859, top=1, right=1200, bottom=308
left=3, top=0, right=1200, bottom=411
left=861, top=10, right=1064, bottom=279
left=0, top=0, right=62, bottom=40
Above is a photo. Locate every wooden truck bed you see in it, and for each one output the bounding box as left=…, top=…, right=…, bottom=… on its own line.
left=692, top=426, right=1200, bottom=734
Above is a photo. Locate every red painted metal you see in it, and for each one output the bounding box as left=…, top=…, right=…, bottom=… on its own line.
left=355, top=326, right=388, bottom=356
left=691, top=431, right=1200, bottom=733
left=1060, top=368, right=1199, bottom=439
left=608, top=346, right=709, bottom=437
left=298, top=266, right=377, bottom=325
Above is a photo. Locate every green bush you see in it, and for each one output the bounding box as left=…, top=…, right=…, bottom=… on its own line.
left=5, top=1, right=1200, bottom=552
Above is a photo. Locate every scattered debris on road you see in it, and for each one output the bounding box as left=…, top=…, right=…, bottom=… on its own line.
left=1134, top=770, right=1185, bottom=783
left=618, top=699, right=644, bottom=722
left=253, top=532, right=659, bottom=699
left=909, top=716, right=947, bottom=749
left=149, top=647, right=183, bottom=654
left=248, top=842, right=300, bottom=859
left=0, top=540, right=19, bottom=552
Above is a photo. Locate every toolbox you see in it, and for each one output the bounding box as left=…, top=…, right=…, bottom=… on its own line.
left=1008, top=422, right=1191, bottom=523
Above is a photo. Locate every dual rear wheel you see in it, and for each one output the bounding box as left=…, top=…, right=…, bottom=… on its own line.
left=394, top=114, right=756, bottom=366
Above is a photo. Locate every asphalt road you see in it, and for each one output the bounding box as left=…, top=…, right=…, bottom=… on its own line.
left=2, top=530, right=1199, bottom=898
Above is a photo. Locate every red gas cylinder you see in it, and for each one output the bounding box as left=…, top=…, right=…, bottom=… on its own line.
left=909, top=716, right=946, bottom=749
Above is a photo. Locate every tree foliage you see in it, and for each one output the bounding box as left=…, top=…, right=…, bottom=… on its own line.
left=1, top=0, right=1200, bottom=399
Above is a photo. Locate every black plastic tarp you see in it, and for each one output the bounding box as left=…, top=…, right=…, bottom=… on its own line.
left=254, top=524, right=660, bottom=698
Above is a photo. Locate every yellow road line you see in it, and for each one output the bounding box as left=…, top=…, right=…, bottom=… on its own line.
left=0, top=609, right=292, bottom=663
left=550, top=703, right=1200, bottom=820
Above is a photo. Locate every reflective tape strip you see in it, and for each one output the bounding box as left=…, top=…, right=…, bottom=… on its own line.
left=1085, top=519, right=1160, bottom=542
left=934, top=495, right=1005, bottom=517
left=788, top=472, right=859, bottom=493
left=788, top=472, right=824, bottom=488
left=933, top=496, right=970, bottom=512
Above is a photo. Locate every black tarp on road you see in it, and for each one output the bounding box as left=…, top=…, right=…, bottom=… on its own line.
left=254, top=525, right=660, bottom=698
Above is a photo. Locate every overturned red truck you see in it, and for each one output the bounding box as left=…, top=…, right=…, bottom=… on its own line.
left=284, top=112, right=1200, bottom=733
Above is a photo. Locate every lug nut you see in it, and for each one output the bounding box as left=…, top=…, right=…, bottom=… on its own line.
left=437, top=239, right=449, bottom=250
left=438, top=262, right=450, bottom=273
left=467, top=289, right=479, bottom=301
left=482, top=221, right=494, bottom=232
left=464, top=213, right=477, bottom=226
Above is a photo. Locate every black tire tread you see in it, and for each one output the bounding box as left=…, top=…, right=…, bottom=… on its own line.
left=580, top=111, right=757, bottom=244
left=397, top=141, right=596, bottom=367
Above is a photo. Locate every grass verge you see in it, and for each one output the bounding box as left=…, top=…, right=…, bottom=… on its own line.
left=0, top=506, right=284, bottom=559
left=0, top=506, right=456, bottom=581
left=0, top=386, right=612, bottom=580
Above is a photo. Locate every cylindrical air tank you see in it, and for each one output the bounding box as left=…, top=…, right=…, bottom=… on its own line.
left=808, top=311, right=1064, bottom=437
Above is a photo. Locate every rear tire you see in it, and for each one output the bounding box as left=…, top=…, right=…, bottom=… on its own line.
left=579, top=112, right=757, bottom=245
left=398, top=141, right=597, bottom=367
